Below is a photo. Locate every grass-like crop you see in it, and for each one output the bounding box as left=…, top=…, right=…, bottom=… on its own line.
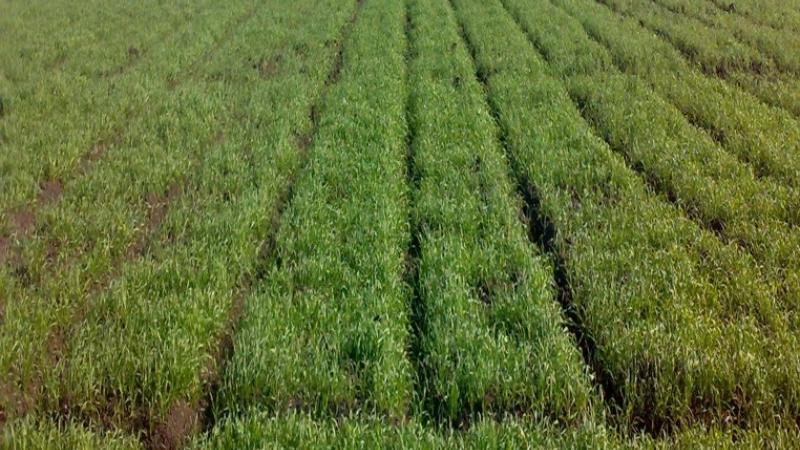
left=195, top=413, right=800, bottom=449
left=5, top=414, right=799, bottom=449
left=0, top=0, right=237, bottom=213
left=649, top=0, right=800, bottom=76
left=449, top=0, right=800, bottom=432
left=0, top=0, right=208, bottom=82
left=54, top=0, right=358, bottom=440
left=2, top=0, right=800, bottom=447
left=537, top=0, right=800, bottom=314
left=643, top=0, right=800, bottom=117
left=566, top=74, right=800, bottom=312
left=1, top=418, right=143, bottom=450
left=532, top=0, right=800, bottom=191
left=706, top=0, right=800, bottom=33
left=726, top=73, right=800, bottom=119
left=406, top=0, right=594, bottom=425
left=215, top=0, right=413, bottom=422
left=196, top=412, right=615, bottom=449
left=1, top=0, right=357, bottom=445
left=596, top=0, right=769, bottom=76
left=0, top=0, right=259, bottom=423
left=589, top=0, right=800, bottom=118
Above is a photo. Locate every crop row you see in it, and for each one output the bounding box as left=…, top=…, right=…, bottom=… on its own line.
left=596, top=0, right=800, bottom=118
left=6, top=413, right=800, bottom=449
left=407, top=0, right=593, bottom=424
left=0, top=0, right=232, bottom=213
left=705, top=0, right=800, bottom=33
left=0, top=0, right=259, bottom=422
left=215, top=0, right=412, bottom=422
left=198, top=414, right=800, bottom=449
left=450, top=0, right=800, bottom=431
left=534, top=0, right=800, bottom=191
left=646, top=0, right=800, bottom=117
left=1, top=0, right=359, bottom=445
left=726, top=72, right=800, bottom=119
left=540, top=0, right=800, bottom=317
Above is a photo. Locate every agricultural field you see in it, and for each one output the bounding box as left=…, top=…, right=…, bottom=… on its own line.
left=1, top=0, right=799, bottom=448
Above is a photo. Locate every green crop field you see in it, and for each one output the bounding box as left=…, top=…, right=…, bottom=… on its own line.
left=1, top=0, right=799, bottom=448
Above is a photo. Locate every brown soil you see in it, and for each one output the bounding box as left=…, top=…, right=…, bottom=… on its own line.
left=294, top=130, right=314, bottom=152
left=9, top=210, right=35, bottom=235
left=212, top=131, right=225, bottom=146
left=134, top=289, right=244, bottom=449
left=2, top=181, right=62, bottom=251
left=127, top=184, right=182, bottom=259
left=0, top=372, right=38, bottom=422
left=150, top=401, right=198, bottom=450
left=46, top=324, right=66, bottom=365
left=38, top=180, right=64, bottom=205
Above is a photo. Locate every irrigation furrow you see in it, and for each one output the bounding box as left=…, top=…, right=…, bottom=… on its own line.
left=197, top=0, right=368, bottom=439
left=0, top=3, right=272, bottom=425
left=214, top=0, right=413, bottom=422
left=402, top=0, right=426, bottom=425
left=529, top=0, right=800, bottom=314
left=3, top=0, right=255, bottom=237
left=449, top=0, right=800, bottom=433
left=31, top=1, right=369, bottom=447
left=537, top=0, right=800, bottom=192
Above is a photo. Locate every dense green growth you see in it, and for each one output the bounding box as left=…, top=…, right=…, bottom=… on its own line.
left=2, top=0, right=799, bottom=447
left=533, top=0, right=800, bottom=192
left=406, top=0, right=593, bottom=424
left=196, top=413, right=615, bottom=449
left=0, top=0, right=249, bottom=212
left=648, top=0, right=800, bottom=73
left=1, top=418, right=142, bottom=450
left=533, top=0, right=800, bottom=315
left=2, top=0, right=358, bottom=442
left=593, top=0, right=800, bottom=117
left=1, top=0, right=259, bottom=422
left=54, top=0, right=359, bottom=436
left=705, top=0, right=800, bottom=33
left=215, top=0, right=413, bottom=421
left=647, top=0, right=800, bottom=117
left=450, top=0, right=800, bottom=432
